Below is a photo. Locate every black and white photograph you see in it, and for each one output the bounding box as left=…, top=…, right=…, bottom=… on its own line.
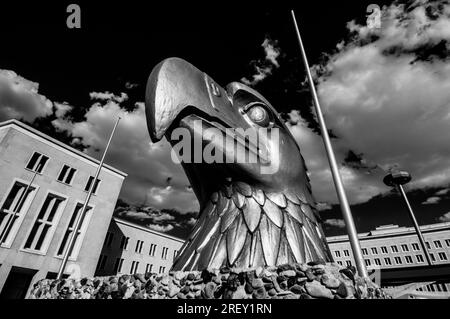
left=0, top=0, right=449, bottom=309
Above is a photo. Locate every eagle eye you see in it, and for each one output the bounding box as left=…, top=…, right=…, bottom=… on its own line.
left=245, top=103, right=272, bottom=127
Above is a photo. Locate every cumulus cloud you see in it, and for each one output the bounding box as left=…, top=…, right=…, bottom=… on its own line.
left=89, top=91, right=128, bottom=103
left=242, top=37, right=281, bottom=86
left=0, top=69, right=53, bottom=121
left=287, top=1, right=450, bottom=205
left=324, top=218, right=346, bottom=228
left=422, top=196, right=441, bottom=205
left=54, top=94, right=198, bottom=213
left=147, top=224, right=174, bottom=233
left=438, top=212, right=450, bottom=222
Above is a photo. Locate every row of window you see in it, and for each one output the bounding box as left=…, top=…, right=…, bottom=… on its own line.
left=105, top=232, right=177, bottom=261
left=26, top=152, right=101, bottom=194
left=0, top=181, right=92, bottom=259
left=337, top=252, right=448, bottom=267
left=334, top=239, right=450, bottom=258
left=97, top=255, right=166, bottom=274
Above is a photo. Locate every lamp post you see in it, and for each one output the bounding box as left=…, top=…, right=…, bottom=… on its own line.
left=383, top=170, right=433, bottom=266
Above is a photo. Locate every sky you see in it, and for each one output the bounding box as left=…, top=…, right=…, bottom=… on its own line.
left=0, top=0, right=449, bottom=239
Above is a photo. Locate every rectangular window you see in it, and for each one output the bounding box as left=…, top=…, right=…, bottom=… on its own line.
left=434, top=240, right=442, bottom=249
left=384, top=257, right=392, bottom=265
left=430, top=253, right=436, bottom=262
left=401, top=244, right=409, bottom=252
left=130, top=261, right=139, bottom=274
left=161, top=247, right=168, bottom=260
left=405, top=256, right=413, bottom=264
left=135, top=240, right=144, bottom=254
left=56, top=203, right=92, bottom=258
left=84, top=176, right=101, bottom=194
left=0, top=181, right=36, bottom=246
left=173, top=250, right=178, bottom=260
left=426, top=242, right=431, bottom=249
left=374, top=258, right=381, bottom=266
left=438, top=252, right=448, bottom=261
left=105, top=232, right=114, bottom=248
left=364, top=259, right=371, bottom=266
left=343, top=249, right=349, bottom=257
left=371, top=247, right=378, bottom=255
left=159, top=266, right=165, bottom=274
left=145, top=263, right=153, bottom=273
left=416, top=255, right=424, bottom=263
left=381, top=246, right=388, bottom=254
left=24, top=193, right=65, bottom=252
left=97, top=254, right=107, bottom=271
left=362, top=248, right=368, bottom=256
left=337, top=261, right=343, bottom=266
left=120, top=236, right=129, bottom=250
left=114, top=258, right=124, bottom=273
left=445, top=239, right=450, bottom=247
left=57, top=165, right=77, bottom=184
left=394, top=256, right=402, bottom=265
left=149, top=243, right=157, bottom=257
left=391, top=245, right=398, bottom=253
left=26, top=152, right=49, bottom=173
left=412, top=243, right=420, bottom=251
left=346, top=260, right=352, bottom=266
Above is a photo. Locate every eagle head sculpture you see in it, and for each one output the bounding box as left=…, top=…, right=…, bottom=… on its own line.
left=145, top=57, right=332, bottom=271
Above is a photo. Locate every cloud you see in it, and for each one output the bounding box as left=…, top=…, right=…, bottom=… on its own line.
left=89, top=91, right=128, bottom=103
left=242, top=37, right=281, bottom=86
left=147, top=224, right=174, bottom=233
left=422, top=196, right=441, bottom=205
left=316, top=202, right=332, bottom=211
left=287, top=1, right=450, bottom=205
left=0, top=69, right=53, bottom=121
left=438, top=212, right=450, bottom=222
left=125, top=82, right=139, bottom=89
left=435, top=188, right=450, bottom=196
left=324, top=218, right=346, bottom=228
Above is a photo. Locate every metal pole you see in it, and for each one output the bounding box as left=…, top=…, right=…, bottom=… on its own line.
left=291, top=10, right=368, bottom=278
left=397, top=184, right=433, bottom=266
left=57, top=116, right=121, bottom=279
left=0, top=164, right=40, bottom=247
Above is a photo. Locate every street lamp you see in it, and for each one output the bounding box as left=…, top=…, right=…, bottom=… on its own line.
left=383, top=170, right=433, bottom=266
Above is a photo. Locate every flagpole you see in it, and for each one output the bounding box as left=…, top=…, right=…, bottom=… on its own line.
left=57, top=116, right=121, bottom=279
left=291, top=10, right=368, bottom=278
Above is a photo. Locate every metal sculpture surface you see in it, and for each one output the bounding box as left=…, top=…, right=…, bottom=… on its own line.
left=145, top=58, right=332, bottom=271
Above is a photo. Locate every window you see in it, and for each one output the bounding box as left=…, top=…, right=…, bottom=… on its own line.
left=401, top=244, right=409, bottom=252
left=161, top=247, right=169, bottom=260
left=120, top=236, right=129, bottom=250
left=149, top=243, right=157, bottom=257
left=343, top=249, right=350, bottom=257
left=412, top=243, right=420, bottom=251
left=97, top=254, right=107, bottom=271
left=405, top=256, right=413, bottom=264
left=384, top=257, right=392, bottom=265
left=57, top=165, right=77, bottom=184
left=381, top=246, right=388, bottom=254
left=426, top=242, right=431, bottom=249
left=114, top=258, right=124, bottom=273
left=159, top=266, right=165, bottom=274
left=430, top=253, right=436, bottom=262
left=416, top=255, right=424, bottom=263
left=374, top=258, right=381, bottom=266
left=173, top=250, right=178, bottom=260
left=445, top=239, right=450, bottom=247
left=346, top=260, right=352, bottom=266
left=371, top=247, right=378, bottom=255
left=145, top=264, right=153, bottom=273
left=105, top=232, right=114, bottom=248
left=0, top=181, right=36, bottom=246
left=394, top=256, right=402, bottom=265
left=337, top=261, right=343, bottom=266
left=364, top=259, right=371, bottom=266
left=24, top=193, right=65, bottom=252
left=56, top=204, right=92, bottom=258
left=362, top=248, right=368, bottom=256
left=438, top=252, right=448, bottom=261
left=135, top=240, right=144, bottom=254
left=84, top=176, right=100, bottom=194
left=26, top=152, right=48, bottom=173
left=391, top=245, right=398, bottom=253
left=434, top=240, right=442, bottom=249
left=334, top=250, right=341, bottom=258
left=130, top=261, right=139, bottom=274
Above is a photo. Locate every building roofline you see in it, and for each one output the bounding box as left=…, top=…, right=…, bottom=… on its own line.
left=0, top=119, right=127, bottom=178
left=327, top=222, right=450, bottom=243
left=112, top=217, right=186, bottom=243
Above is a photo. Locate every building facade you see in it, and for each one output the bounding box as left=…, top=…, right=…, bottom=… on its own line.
left=327, top=222, right=450, bottom=294
left=95, top=217, right=184, bottom=277
left=0, top=120, right=127, bottom=299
